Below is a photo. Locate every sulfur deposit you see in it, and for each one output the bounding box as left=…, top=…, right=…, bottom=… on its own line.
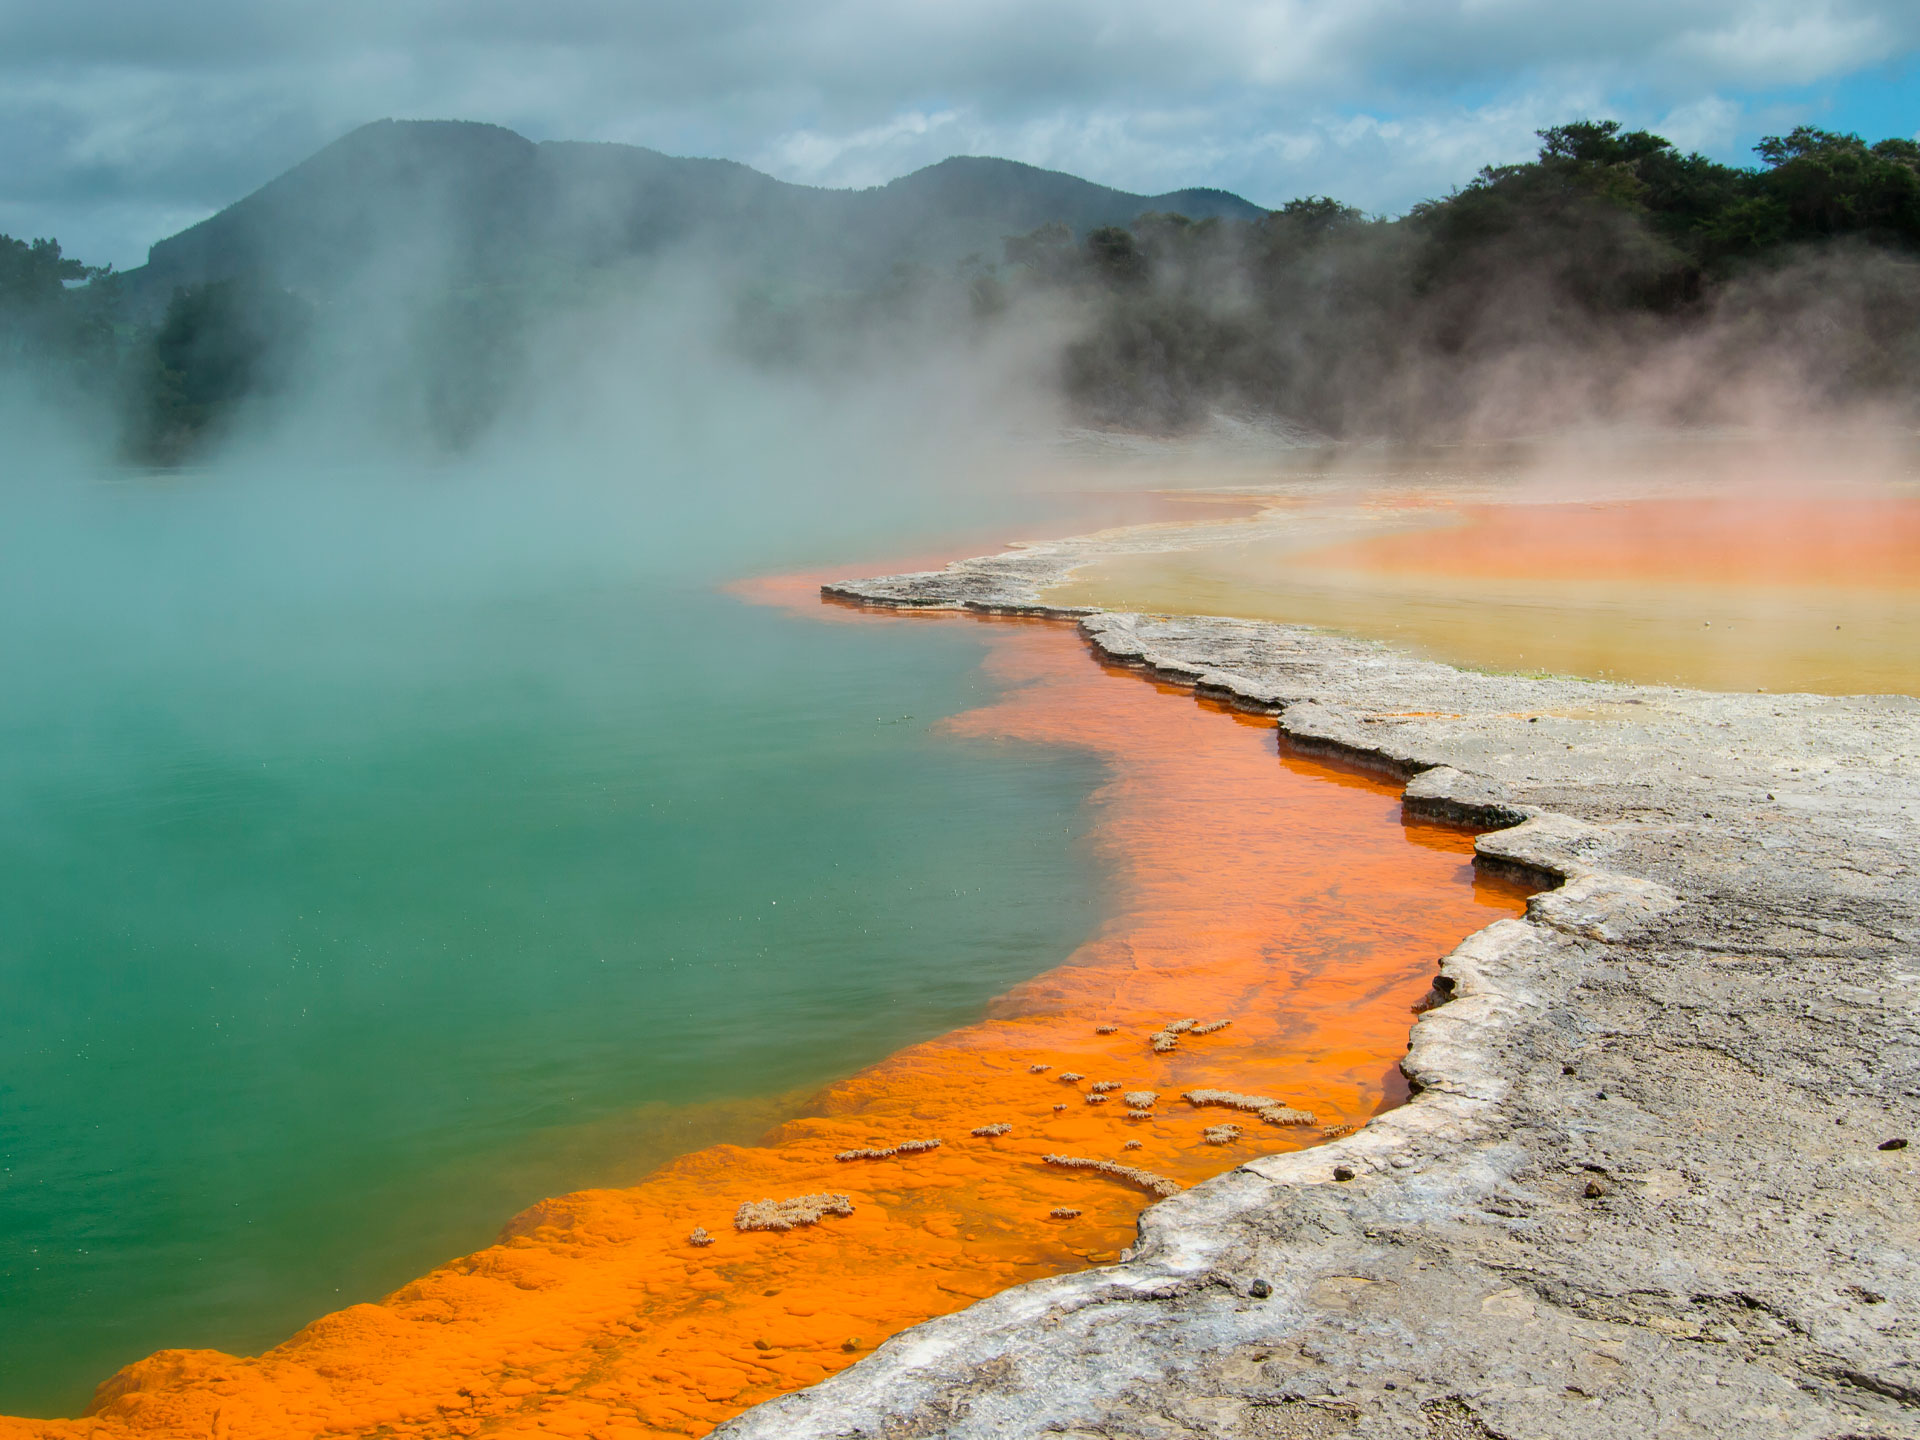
left=1042, top=1154, right=1183, bottom=1199
left=1181, top=1088, right=1279, bottom=1112
left=733, top=1194, right=856, bottom=1233
left=833, top=1139, right=941, bottom=1162
left=1182, top=1089, right=1317, bottom=1127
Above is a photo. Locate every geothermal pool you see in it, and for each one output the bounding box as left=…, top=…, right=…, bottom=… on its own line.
left=0, top=468, right=1528, bottom=1437
left=18, top=431, right=1904, bottom=1434
left=0, top=477, right=1127, bottom=1417
left=2, top=595, right=1528, bottom=1439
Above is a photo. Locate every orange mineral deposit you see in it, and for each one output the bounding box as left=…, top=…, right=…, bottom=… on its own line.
left=1300, top=494, right=1920, bottom=589
left=1054, top=491, right=1920, bottom=695
left=1, top=590, right=1529, bottom=1440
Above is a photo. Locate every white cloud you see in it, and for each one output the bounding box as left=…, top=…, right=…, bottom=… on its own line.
left=1651, top=94, right=1748, bottom=156
left=758, top=109, right=966, bottom=187
left=1659, top=2, right=1900, bottom=86
left=0, top=0, right=1913, bottom=265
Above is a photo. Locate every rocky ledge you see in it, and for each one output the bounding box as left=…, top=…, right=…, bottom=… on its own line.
left=715, top=541, right=1920, bottom=1439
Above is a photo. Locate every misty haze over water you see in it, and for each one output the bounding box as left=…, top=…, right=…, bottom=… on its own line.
left=0, top=425, right=1145, bottom=1412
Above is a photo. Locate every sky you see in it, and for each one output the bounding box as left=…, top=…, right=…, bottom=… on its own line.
left=1, top=0, right=1916, bottom=271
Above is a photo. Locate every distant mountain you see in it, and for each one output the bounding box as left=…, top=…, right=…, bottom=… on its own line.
left=135, top=119, right=1266, bottom=300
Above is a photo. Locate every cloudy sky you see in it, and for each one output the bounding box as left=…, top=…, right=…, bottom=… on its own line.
left=4, top=0, right=1917, bottom=269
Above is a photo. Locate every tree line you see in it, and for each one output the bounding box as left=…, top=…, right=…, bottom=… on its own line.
left=989, top=122, right=1920, bottom=435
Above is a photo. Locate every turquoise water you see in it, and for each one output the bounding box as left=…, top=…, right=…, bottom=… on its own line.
left=0, top=467, right=1109, bottom=1415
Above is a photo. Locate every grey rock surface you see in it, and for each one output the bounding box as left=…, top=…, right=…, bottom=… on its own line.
left=719, top=538, right=1920, bottom=1440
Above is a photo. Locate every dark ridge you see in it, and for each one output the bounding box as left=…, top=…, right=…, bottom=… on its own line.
left=132, top=120, right=1268, bottom=302
left=872, top=155, right=1264, bottom=228
left=144, top=120, right=541, bottom=297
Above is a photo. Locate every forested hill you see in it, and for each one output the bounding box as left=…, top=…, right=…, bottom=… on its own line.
left=1044, top=120, right=1920, bottom=435
left=135, top=119, right=1265, bottom=299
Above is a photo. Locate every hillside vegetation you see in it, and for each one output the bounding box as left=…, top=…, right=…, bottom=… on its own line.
left=3, top=119, right=1916, bottom=461
left=1024, top=120, right=1920, bottom=435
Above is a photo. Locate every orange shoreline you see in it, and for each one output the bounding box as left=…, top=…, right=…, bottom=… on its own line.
left=3, top=585, right=1529, bottom=1440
